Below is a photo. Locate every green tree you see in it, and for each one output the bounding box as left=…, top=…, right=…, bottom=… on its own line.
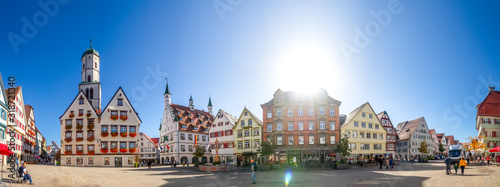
left=334, top=135, right=351, bottom=162
left=258, top=141, right=277, bottom=165
left=418, top=140, right=429, bottom=155
left=438, top=142, right=445, bottom=153
left=55, top=149, right=61, bottom=161
left=193, top=145, right=206, bottom=158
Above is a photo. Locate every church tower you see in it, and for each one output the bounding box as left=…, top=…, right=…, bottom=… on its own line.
left=207, top=96, right=213, bottom=116
left=189, top=95, right=194, bottom=111
left=79, top=39, right=102, bottom=111
left=164, top=80, right=171, bottom=108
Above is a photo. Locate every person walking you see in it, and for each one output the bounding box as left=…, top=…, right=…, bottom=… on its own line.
left=459, top=157, right=467, bottom=175
left=250, top=159, right=257, bottom=184
left=466, top=154, right=470, bottom=165
left=487, top=155, right=491, bottom=166
left=444, top=156, right=452, bottom=175
left=389, top=157, right=394, bottom=170
left=385, top=157, right=390, bottom=170
left=378, top=157, right=384, bottom=170
left=186, top=160, right=189, bottom=167
left=148, top=160, right=152, bottom=169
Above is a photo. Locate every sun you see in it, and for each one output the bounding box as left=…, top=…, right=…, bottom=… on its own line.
left=274, top=44, right=335, bottom=95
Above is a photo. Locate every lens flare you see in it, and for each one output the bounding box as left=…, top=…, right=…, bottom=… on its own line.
left=285, top=168, right=292, bottom=186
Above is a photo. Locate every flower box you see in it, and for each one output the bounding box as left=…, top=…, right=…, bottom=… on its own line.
left=76, top=124, right=83, bottom=130
left=111, top=132, right=118, bottom=137
left=65, top=125, right=72, bottom=130
left=120, top=148, right=127, bottom=153
left=88, top=123, right=94, bottom=130
left=86, top=113, right=91, bottom=117
left=120, top=132, right=127, bottom=137
left=87, top=137, right=95, bottom=142
left=76, top=150, right=83, bottom=155
left=129, top=148, right=136, bottom=153
left=88, top=150, right=95, bottom=155
left=129, top=132, right=137, bottom=138
left=110, top=115, right=118, bottom=121
left=69, top=113, right=74, bottom=118
left=78, top=113, right=83, bottom=117
left=76, top=137, right=84, bottom=142
left=120, top=115, right=128, bottom=121
left=64, top=137, right=72, bottom=143
left=110, top=148, right=118, bottom=153
left=101, top=148, right=108, bottom=153
left=101, top=132, right=109, bottom=137
left=64, top=150, right=72, bottom=155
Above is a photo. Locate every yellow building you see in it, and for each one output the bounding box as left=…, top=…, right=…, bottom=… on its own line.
left=341, top=102, right=387, bottom=162
left=233, top=107, right=262, bottom=166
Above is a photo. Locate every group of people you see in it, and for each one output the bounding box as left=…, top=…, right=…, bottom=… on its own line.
left=375, top=156, right=394, bottom=170
left=170, top=160, right=178, bottom=167
left=444, top=156, right=467, bottom=175
left=18, top=162, right=34, bottom=185
left=464, top=153, right=495, bottom=166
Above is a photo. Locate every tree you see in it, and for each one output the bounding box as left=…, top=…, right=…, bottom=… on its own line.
left=333, top=135, right=351, bottom=162
left=258, top=141, right=277, bottom=165
left=55, top=149, right=61, bottom=161
left=466, top=135, right=485, bottom=153
left=438, top=142, right=446, bottom=153
left=418, top=140, right=429, bottom=155
left=193, top=145, right=205, bottom=163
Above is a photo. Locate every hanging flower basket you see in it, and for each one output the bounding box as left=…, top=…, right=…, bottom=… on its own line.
left=129, top=148, right=136, bottom=153
left=129, top=132, right=137, bottom=138
left=69, top=113, right=74, bottom=118
left=120, top=132, right=127, bottom=137
left=101, top=132, right=109, bottom=137
left=64, top=137, right=72, bottom=143
left=86, top=113, right=91, bottom=117
left=101, top=148, right=108, bottom=153
left=87, top=137, right=95, bottom=142
left=76, top=150, right=83, bottom=155
left=110, top=115, right=118, bottom=121
left=119, top=148, right=127, bottom=153
left=110, top=148, right=118, bottom=153
left=64, top=150, right=72, bottom=155
left=88, top=150, right=95, bottom=155
left=65, top=125, right=72, bottom=130
left=120, top=115, right=128, bottom=121
left=76, top=137, right=84, bottom=142
left=88, top=123, right=94, bottom=130
left=111, top=132, right=118, bottom=137
left=76, top=124, right=83, bottom=130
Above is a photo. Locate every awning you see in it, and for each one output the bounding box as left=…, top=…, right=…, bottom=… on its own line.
left=0, top=143, right=14, bottom=156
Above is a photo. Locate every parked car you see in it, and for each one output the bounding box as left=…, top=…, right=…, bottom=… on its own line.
left=163, top=161, right=171, bottom=165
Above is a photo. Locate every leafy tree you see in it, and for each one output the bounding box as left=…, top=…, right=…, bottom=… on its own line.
left=258, top=141, right=277, bottom=165
left=418, top=140, right=429, bottom=154
left=193, top=145, right=206, bottom=159
left=334, top=135, right=351, bottom=162
left=438, top=142, right=445, bottom=153
left=55, top=149, right=61, bottom=161
left=465, top=136, right=485, bottom=152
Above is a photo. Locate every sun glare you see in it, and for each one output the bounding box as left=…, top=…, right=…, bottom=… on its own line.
left=275, top=44, right=335, bottom=95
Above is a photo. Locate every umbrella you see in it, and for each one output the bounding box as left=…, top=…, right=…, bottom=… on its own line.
left=488, top=146, right=500, bottom=152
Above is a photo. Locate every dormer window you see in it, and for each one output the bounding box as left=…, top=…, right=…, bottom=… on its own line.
left=79, top=98, right=84, bottom=105
left=117, top=99, right=123, bottom=106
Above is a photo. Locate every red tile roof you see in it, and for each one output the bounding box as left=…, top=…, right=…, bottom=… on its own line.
left=477, top=91, right=500, bottom=117
left=436, top=133, right=445, bottom=142
left=141, top=132, right=159, bottom=148
left=396, top=117, right=425, bottom=141
left=171, top=104, right=213, bottom=133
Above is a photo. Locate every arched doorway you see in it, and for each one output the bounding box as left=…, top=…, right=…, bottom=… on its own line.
left=181, top=157, right=188, bottom=164
left=202, top=156, right=207, bottom=163
left=166, top=157, right=169, bottom=162
left=192, top=157, right=198, bottom=164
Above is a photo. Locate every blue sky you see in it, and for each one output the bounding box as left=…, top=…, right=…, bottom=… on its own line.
left=1, top=0, right=499, bottom=145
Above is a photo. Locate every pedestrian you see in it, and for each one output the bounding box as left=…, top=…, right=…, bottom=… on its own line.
left=348, top=158, right=352, bottom=165
left=389, top=157, right=394, bottom=170
left=487, top=155, right=491, bottom=166
left=453, top=163, right=459, bottom=174
left=174, top=160, right=177, bottom=168
left=466, top=154, right=470, bottom=165
left=444, top=156, right=452, bottom=175
left=186, top=160, right=189, bottom=167
left=459, top=157, right=467, bottom=175
left=378, top=157, right=384, bottom=170
left=250, top=159, right=257, bottom=184
left=148, top=160, right=152, bottom=169
left=171, top=160, right=173, bottom=168
left=385, top=157, right=390, bottom=170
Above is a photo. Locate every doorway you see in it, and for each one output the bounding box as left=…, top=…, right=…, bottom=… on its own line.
left=115, top=157, right=122, bottom=167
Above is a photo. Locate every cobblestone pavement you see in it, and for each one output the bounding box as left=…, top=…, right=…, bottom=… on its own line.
left=1, top=160, right=499, bottom=187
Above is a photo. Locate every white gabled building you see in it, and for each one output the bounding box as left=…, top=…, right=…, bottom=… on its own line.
left=395, top=117, right=434, bottom=160
left=209, top=109, right=237, bottom=165
left=5, top=86, right=26, bottom=163
left=0, top=73, right=9, bottom=165
left=159, top=82, right=214, bottom=165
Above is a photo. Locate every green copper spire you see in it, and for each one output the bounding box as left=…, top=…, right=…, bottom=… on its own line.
left=189, top=95, right=193, bottom=101
left=208, top=96, right=213, bottom=107
left=164, top=79, right=170, bottom=95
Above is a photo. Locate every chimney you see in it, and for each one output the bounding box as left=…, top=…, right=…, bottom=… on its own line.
left=489, top=84, right=495, bottom=91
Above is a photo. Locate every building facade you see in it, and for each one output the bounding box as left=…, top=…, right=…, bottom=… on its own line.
left=5, top=86, right=26, bottom=163
left=139, top=132, right=159, bottom=164
left=429, top=129, right=440, bottom=155
left=261, top=89, right=341, bottom=166
left=0, top=74, right=8, bottom=165
left=476, top=87, right=500, bottom=150
left=233, top=107, right=262, bottom=166
left=209, top=109, right=237, bottom=165
left=341, top=102, right=387, bottom=162
left=24, top=105, right=36, bottom=163
left=49, top=141, right=59, bottom=163
left=159, top=82, right=213, bottom=165
left=396, top=117, right=434, bottom=160
left=377, top=111, right=397, bottom=158
left=60, top=44, right=141, bottom=167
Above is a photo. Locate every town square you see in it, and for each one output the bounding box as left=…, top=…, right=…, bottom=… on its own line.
left=1, top=0, right=500, bottom=186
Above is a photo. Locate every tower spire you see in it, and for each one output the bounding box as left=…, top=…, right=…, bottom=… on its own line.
left=164, top=78, right=170, bottom=95
left=90, top=39, right=92, bottom=48
left=208, top=95, right=213, bottom=107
